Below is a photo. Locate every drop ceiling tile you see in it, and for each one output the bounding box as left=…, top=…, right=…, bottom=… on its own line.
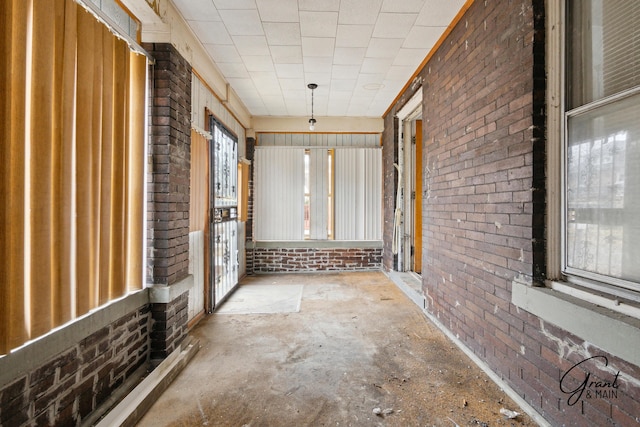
left=393, top=48, right=429, bottom=66
left=329, top=89, right=352, bottom=100
left=385, top=65, right=415, bottom=80
left=204, top=44, right=242, bottom=63
left=243, top=55, right=275, bottom=72
left=303, top=73, right=331, bottom=87
left=173, top=0, right=219, bottom=21
left=366, top=38, right=403, bottom=58
left=335, top=24, right=373, bottom=48
left=233, top=35, right=270, bottom=55
left=271, top=46, right=303, bottom=64
left=263, top=23, right=301, bottom=45
left=251, top=73, right=282, bottom=95
left=212, top=0, right=256, bottom=9
left=285, top=99, right=307, bottom=115
left=300, top=12, right=338, bottom=38
left=330, top=79, right=357, bottom=91
left=301, top=38, right=335, bottom=57
left=279, top=78, right=306, bottom=91
left=256, top=0, right=299, bottom=22
left=381, top=0, right=426, bottom=13
left=338, top=0, right=383, bottom=25
left=275, top=63, right=304, bottom=79
left=372, top=13, right=417, bottom=38
left=331, top=65, right=361, bottom=80
left=216, top=62, right=250, bottom=78
left=190, top=21, right=232, bottom=45
left=333, top=47, right=366, bottom=65
left=218, top=10, right=264, bottom=36
left=416, top=0, right=466, bottom=26
left=356, top=73, right=386, bottom=87
left=403, top=25, right=446, bottom=48
left=299, top=0, right=340, bottom=11
left=303, top=57, right=333, bottom=74
left=226, top=77, right=259, bottom=97
left=360, top=57, right=393, bottom=74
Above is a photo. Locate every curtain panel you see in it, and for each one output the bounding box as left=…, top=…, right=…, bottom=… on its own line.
left=0, top=0, right=147, bottom=355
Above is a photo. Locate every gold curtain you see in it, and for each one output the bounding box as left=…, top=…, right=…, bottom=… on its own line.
left=189, top=130, right=209, bottom=233
left=0, top=0, right=147, bottom=355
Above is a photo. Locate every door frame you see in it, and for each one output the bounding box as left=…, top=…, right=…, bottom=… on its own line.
left=395, top=88, right=423, bottom=273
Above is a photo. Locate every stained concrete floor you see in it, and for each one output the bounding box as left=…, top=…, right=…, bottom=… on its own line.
left=137, top=272, right=538, bottom=427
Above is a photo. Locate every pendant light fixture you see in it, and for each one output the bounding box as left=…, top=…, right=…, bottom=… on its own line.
left=307, top=83, right=317, bottom=131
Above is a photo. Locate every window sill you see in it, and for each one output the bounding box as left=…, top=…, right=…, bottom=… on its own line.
left=512, top=278, right=640, bottom=367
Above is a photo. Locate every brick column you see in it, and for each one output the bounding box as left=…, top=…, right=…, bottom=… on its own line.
left=143, top=42, right=192, bottom=362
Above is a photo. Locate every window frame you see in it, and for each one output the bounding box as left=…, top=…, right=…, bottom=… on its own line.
left=542, top=0, right=640, bottom=315
left=559, top=0, right=640, bottom=302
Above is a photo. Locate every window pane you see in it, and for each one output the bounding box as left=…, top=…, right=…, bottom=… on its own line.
left=566, top=93, right=640, bottom=284
left=568, top=0, right=640, bottom=109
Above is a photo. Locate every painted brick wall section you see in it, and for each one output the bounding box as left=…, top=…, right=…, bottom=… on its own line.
left=150, top=292, right=189, bottom=361
left=142, top=42, right=192, bottom=364
left=382, top=1, right=640, bottom=426
left=144, top=42, right=192, bottom=287
left=0, top=306, right=150, bottom=426
left=382, top=113, right=398, bottom=271
left=251, top=248, right=382, bottom=273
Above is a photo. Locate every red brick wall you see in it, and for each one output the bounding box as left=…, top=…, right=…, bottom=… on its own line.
left=382, top=1, right=640, bottom=425
left=0, top=305, right=150, bottom=426
left=250, top=248, right=382, bottom=273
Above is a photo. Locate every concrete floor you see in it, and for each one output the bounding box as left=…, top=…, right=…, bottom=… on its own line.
left=137, top=272, right=538, bottom=426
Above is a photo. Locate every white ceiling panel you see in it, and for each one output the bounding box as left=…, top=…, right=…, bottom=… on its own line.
left=301, top=38, right=335, bottom=57
left=275, top=63, right=304, bottom=79
left=233, top=35, right=270, bottom=55
left=172, top=0, right=219, bottom=21
left=366, top=38, right=404, bottom=58
left=216, top=62, right=250, bottom=78
left=335, top=25, right=373, bottom=48
left=271, top=46, right=303, bottom=64
left=416, top=0, right=467, bottom=26
left=205, top=44, right=242, bottom=63
left=299, top=12, right=338, bottom=38
left=279, top=78, right=306, bottom=91
left=189, top=21, right=232, bottom=45
left=331, top=65, right=361, bottom=80
left=218, top=10, right=263, bottom=36
left=403, top=26, right=447, bottom=49
left=243, top=56, right=275, bottom=72
left=333, top=47, right=366, bottom=65
left=299, top=0, right=339, bottom=12
left=360, top=57, right=394, bottom=74
left=394, top=48, right=429, bottom=67
left=256, top=0, right=299, bottom=22
left=338, top=0, right=384, bottom=25
left=171, top=0, right=466, bottom=118
left=263, top=23, right=301, bottom=45
left=212, top=0, right=256, bottom=10
left=381, top=0, right=426, bottom=13
left=372, top=13, right=417, bottom=39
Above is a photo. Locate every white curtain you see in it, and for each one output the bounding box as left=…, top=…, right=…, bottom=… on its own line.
left=334, top=148, right=382, bottom=240
left=254, top=148, right=305, bottom=240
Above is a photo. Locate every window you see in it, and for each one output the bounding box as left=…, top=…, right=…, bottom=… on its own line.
left=304, top=149, right=334, bottom=239
left=254, top=147, right=381, bottom=241
left=564, top=0, right=640, bottom=296
left=0, top=0, right=147, bottom=355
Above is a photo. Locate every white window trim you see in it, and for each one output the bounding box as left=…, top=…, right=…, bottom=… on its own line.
left=511, top=0, right=640, bottom=366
